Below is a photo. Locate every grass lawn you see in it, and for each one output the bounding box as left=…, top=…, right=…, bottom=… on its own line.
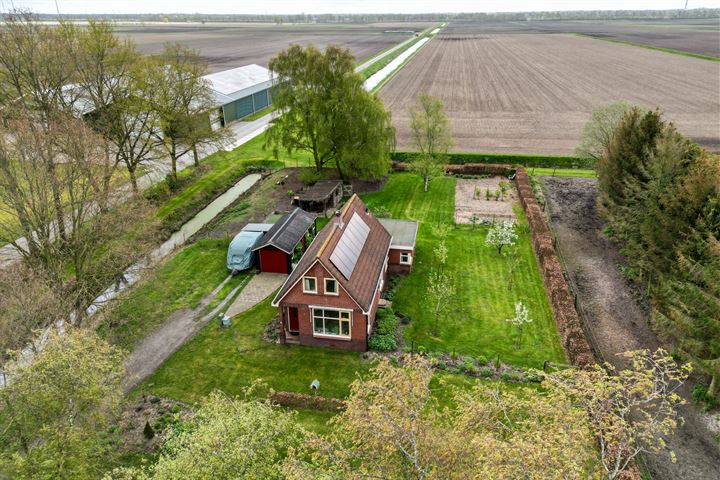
left=526, top=167, right=596, bottom=178
left=98, top=239, right=248, bottom=351
left=362, top=173, right=565, bottom=368
left=140, top=297, right=371, bottom=403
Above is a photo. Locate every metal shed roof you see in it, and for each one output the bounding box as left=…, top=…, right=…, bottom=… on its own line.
left=242, top=223, right=275, bottom=233
left=203, top=64, right=273, bottom=105
left=378, top=218, right=419, bottom=249
left=252, top=208, right=316, bottom=254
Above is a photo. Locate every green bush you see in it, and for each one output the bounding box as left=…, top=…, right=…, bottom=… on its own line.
left=368, top=333, right=397, bottom=352
left=391, top=151, right=592, bottom=169
left=376, top=312, right=399, bottom=336
left=299, top=168, right=323, bottom=186
left=500, top=372, right=511, bottom=382
left=436, top=361, right=447, bottom=370
left=476, top=355, right=487, bottom=366
left=417, top=345, right=426, bottom=355
left=692, top=384, right=719, bottom=411
left=480, top=368, right=493, bottom=378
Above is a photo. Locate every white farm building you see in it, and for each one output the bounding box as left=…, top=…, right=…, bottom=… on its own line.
left=203, top=64, right=274, bottom=126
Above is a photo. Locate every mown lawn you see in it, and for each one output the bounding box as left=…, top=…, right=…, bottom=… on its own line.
left=98, top=239, right=249, bottom=351
left=141, top=297, right=371, bottom=403
left=526, top=167, right=596, bottom=178
left=362, top=173, right=565, bottom=368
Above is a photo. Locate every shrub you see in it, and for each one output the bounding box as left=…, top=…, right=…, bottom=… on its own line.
left=525, top=371, right=542, bottom=383
left=480, top=368, right=493, bottom=378
left=464, top=360, right=478, bottom=374
left=436, top=361, right=447, bottom=370
left=368, top=333, right=397, bottom=352
left=476, top=355, right=487, bottom=366
left=692, top=384, right=719, bottom=411
left=143, top=421, right=155, bottom=440
left=417, top=345, right=426, bottom=355
left=299, top=168, right=323, bottom=186
left=376, top=313, right=399, bottom=336
left=171, top=404, right=181, bottom=414
left=501, top=372, right=511, bottom=382
left=510, top=371, right=521, bottom=382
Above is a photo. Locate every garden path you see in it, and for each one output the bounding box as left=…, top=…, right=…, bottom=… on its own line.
left=225, top=273, right=287, bottom=318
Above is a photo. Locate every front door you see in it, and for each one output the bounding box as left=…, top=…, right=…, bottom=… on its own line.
left=287, top=307, right=299, bottom=333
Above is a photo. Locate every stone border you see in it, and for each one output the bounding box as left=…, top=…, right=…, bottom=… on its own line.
left=515, top=167, right=595, bottom=367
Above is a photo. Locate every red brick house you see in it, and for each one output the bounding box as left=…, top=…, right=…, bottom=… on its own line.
left=271, top=195, right=418, bottom=351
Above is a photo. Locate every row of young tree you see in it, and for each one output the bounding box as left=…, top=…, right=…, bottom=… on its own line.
left=590, top=103, right=720, bottom=399
left=0, top=12, right=228, bottom=357
left=0, top=327, right=690, bottom=480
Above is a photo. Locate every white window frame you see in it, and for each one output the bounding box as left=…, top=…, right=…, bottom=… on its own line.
left=302, top=276, right=317, bottom=294
left=324, top=277, right=339, bottom=296
left=311, top=307, right=352, bottom=339
left=400, top=252, right=412, bottom=265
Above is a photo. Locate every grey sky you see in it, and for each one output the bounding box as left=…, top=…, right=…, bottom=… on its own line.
left=5, top=0, right=718, bottom=15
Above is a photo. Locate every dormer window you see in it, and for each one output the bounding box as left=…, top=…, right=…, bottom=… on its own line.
left=325, top=278, right=338, bottom=295
left=303, top=276, right=317, bottom=293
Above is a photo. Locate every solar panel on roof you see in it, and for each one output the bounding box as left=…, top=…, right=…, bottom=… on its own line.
left=330, top=213, right=370, bottom=279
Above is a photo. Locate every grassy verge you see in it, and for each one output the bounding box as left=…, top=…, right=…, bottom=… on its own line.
left=577, top=33, right=720, bottom=62
left=360, top=35, right=425, bottom=79
left=391, top=151, right=592, bottom=169
left=240, top=105, right=276, bottom=122
left=98, top=239, right=248, bottom=351
left=146, top=134, right=310, bottom=234
left=371, top=35, right=433, bottom=93
left=527, top=167, right=596, bottom=178
left=362, top=173, right=566, bottom=368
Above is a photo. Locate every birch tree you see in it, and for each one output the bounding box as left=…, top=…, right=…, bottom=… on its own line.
left=409, top=93, right=452, bottom=192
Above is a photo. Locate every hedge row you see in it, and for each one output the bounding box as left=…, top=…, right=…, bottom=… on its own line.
left=269, top=390, right=346, bottom=412
left=391, top=151, right=593, bottom=169
left=515, top=167, right=595, bottom=367
left=391, top=161, right=512, bottom=177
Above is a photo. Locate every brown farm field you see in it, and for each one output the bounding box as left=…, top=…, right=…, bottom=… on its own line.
left=115, top=22, right=432, bottom=72
left=380, top=33, right=720, bottom=155
left=442, top=19, right=720, bottom=57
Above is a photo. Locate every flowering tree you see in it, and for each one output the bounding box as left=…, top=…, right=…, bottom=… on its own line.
left=504, top=301, right=532, bottom=348
left=283, top=356, right=598, bottom=479
left=485, top=221, right=517, bottom=254
left=548, top=349, right=691, bottom=480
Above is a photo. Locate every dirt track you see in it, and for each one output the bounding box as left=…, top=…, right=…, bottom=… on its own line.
left=116, top=23, right=431, bottom=72
left=380, top=33, right=720, bottom=155
left=543, top=177, right=720, bottom=480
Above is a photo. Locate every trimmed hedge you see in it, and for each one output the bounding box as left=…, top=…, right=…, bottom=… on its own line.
left=515, top=167, right=595, bottom=367
left=391, top=151, right=593, bottom=169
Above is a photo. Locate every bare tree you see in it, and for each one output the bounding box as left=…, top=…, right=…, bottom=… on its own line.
left=0, top=12, right=80, bottom=240
left=576, top=101, right=633, bottom=165
left=147, top=44, right=232, bottom=184
left=0, top=264, right=68, bottom=366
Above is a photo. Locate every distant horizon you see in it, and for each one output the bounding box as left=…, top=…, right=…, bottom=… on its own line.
left=5, top=1, right=720, bottom=16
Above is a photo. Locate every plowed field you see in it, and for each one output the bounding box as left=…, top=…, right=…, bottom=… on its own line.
left=380, top=34, right=720, bottom=155
left=116, top=23, right=430, bottom=73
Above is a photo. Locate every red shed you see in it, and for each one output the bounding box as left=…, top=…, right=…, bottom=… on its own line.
left=252, top=208, right=316, bottom=274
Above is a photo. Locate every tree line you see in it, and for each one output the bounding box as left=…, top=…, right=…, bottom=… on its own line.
left=587, top=103, right=719, bottom=400
left=35, top=8, right=720, bottom=23
left=0, top=11, right=229, bottom=357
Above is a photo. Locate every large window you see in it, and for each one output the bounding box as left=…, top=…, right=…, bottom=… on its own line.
left=303, top=276, right=317, bottom=293
left=312, top=308, right=351, bottom=338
